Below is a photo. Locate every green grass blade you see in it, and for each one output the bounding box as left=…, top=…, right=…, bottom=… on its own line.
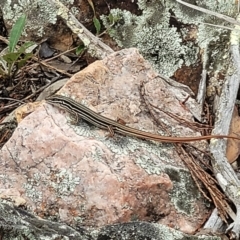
left=9, top=14, right=26, bottom=53
left=93, top=17, right=101, bottom=35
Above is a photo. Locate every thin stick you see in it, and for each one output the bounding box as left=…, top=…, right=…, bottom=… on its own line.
left=176, top=0, right=240, bottom=27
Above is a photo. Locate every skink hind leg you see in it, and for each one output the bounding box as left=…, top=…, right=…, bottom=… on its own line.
left=106, top=125, right=115, bottom=137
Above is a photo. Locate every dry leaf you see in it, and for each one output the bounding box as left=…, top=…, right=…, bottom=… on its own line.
left=226, top=106, right=240, bottom=163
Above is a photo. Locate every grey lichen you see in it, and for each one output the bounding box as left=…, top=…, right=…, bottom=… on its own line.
left=24, top=173, right=43, bottom=202
left=49, top=169, right=80, bottom=197
left=165, top=167, right=208, bottom=215
left=134, top=24, right=188, bottom=76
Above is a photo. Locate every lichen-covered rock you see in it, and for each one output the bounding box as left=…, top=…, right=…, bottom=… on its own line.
left=101, top=0, right=237, bottom=76
left=0, top=201, right=222, bottom=240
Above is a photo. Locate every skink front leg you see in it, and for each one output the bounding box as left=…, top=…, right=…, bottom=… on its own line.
left=70, top=112, right=80, bottom=125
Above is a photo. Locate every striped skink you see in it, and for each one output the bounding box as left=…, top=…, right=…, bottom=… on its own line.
left=46, top=95, right=240, bottom=143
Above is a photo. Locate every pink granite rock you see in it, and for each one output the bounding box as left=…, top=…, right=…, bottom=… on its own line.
left=0, top=48, right=209, bottom=234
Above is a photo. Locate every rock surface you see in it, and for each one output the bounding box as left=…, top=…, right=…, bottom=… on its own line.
left=0, top=201, right=221, bottom=240
left=0, top=48, right=210, bottom=234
